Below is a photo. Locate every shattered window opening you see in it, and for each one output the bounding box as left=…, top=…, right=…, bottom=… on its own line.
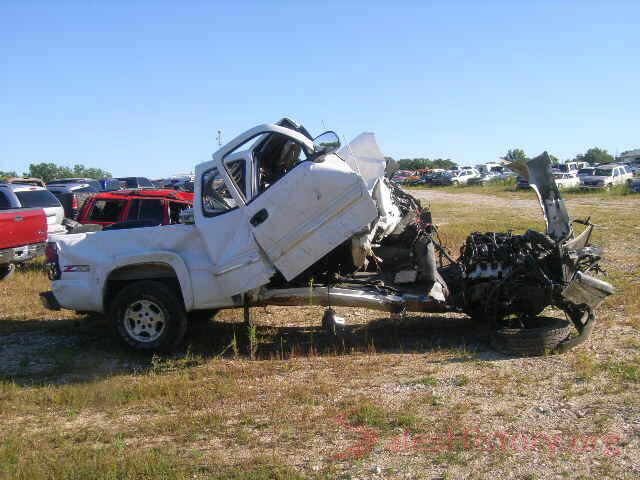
left=201, top=166, right=238, bottom=217
left=253, top=133, right=309, bottom=194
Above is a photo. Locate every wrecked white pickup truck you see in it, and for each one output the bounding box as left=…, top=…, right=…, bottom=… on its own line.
left=41, top=118, right=614, bottom=355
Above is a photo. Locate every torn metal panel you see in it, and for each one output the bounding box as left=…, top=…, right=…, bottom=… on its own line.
left=561, top=271, right=615, bottom=310
left=507, top=152, right=571, bottom=241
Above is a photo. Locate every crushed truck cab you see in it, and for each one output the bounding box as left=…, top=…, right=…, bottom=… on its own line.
left=42, top=118, right=614, bottom=354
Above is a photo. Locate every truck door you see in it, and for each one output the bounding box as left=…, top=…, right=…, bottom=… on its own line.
left=194, top=154, right=276, bottom=299
left=225, top=127, right=378, bottom=281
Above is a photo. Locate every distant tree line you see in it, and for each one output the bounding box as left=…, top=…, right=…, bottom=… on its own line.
left=502, top=147, right=615, bottom=166
left=396, top=157, right=457, bottom=170
left=388, top=146, right=616, bottom=172
left=0, top=163, right=111, bottom=183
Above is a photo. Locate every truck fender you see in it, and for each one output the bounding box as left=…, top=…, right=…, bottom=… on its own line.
left=102, top=251, right=194, bottom=311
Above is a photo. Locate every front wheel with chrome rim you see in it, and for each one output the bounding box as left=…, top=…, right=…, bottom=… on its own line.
left=111, top=280, right=187, bottom=352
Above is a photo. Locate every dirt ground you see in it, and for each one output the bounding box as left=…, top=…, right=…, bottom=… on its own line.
left=0, top=189, right=638, bottom=479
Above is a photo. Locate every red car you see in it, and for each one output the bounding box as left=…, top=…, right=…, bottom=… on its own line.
left=77, top=189, right=193, bottom=228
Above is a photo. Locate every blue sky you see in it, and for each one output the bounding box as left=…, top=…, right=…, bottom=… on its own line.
left=1, top=1, right=638, bottom=177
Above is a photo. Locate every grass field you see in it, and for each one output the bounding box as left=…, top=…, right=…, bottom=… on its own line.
left=0, top=189, right=638, bottom=479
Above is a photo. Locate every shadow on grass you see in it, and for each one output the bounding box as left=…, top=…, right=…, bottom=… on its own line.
left=0, top=311, right=512, bottom=387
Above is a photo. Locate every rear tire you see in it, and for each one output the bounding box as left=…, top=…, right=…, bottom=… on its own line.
left=490, top=316, right=571, bottom=356
left=110, top=280, right=187, bottom=352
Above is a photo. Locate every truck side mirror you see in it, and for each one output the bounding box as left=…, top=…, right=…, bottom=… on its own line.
left=312, top=131, right=340, bottom=156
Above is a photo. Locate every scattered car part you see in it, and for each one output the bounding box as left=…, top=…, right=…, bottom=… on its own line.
left=490, top=316, right=572, bottom=356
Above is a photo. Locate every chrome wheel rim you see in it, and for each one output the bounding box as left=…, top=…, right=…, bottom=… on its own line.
left=123, top=299, right=166, bottom=343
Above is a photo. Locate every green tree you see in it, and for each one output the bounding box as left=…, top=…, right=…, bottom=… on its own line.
left=72, top=164, right=112, bottom=179
left=23, top=163, right=111, bottom=183
left=574, top=147, right=614, bottom=165
left=23, top=163, right=71, bottom=183
left=397, top=158, right=458, bottom=170
left=430, top=158, right=457, bottom=169
left=503, top=148, right=528, bottom=163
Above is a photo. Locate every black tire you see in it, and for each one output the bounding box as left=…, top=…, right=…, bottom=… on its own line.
left=188, top=309, right=219, bottom=323
left=0, top=264, right=15, bottom=282
left=110, top=280, right=187, bottom=352
left=490, top=316, right=571, bottom=356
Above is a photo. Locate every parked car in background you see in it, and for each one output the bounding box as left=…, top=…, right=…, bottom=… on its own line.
left=449, top=168, right=481, bottom=186
left=0, top=185, right=48, bottom=280
left=630, top=177, right=640, bottom=193
left=3, top=184, right=65, bottom=235
left=475, top=163, right=504, bottom=175
left=46, top=182, right=99, bottom=219
left=6, top=177, right=46, bottom=188
left=553, top=172, right=580, bottom=190
left=48, top=178, right=102, bottom=192
left=99, top=178, right=124, bottom=192
left=577, top=167, right=596, bottom=179
left=391, top=170, right=414, bottom=184
left=467, top=171, right=504, bottom=186
left=116, top=177, right=154, bottom=189
left=554, top=162, right=579, bottom=174
left=430, top=171, right=453, bottom=186
left=580, top=164, right=633, bottom=189
left=164, top=174, right=195, bottom=191
left=77, top=189, right=193, bottom=228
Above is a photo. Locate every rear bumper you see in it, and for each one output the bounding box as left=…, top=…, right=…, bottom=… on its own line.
left=0, top=248, right=13, bottom=264
left=0, top=242, right=45, bottom=264
left=13, top=242, right=45, bottom=262
left=40, top=291, right=61, bottom=311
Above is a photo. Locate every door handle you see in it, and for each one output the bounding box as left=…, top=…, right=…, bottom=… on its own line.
left=14, top=216, right=23, bottom=222
left=250, top=209, right=269, bottom=227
